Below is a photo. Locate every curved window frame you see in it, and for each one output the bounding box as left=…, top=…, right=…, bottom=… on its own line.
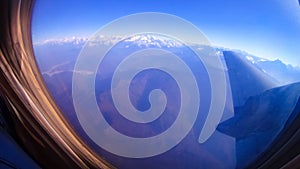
left=0, top=0, right=114, bottom=168
left=0, top=0, right=299, bottom=168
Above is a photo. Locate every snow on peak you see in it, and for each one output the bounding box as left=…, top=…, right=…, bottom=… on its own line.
left=34, top=36, right=88, bottom=46
left=34, top=34, right=184, bottom=48
left=246, top=56, right=255, bottom=64
left=123, top=34, right=183, bottom=48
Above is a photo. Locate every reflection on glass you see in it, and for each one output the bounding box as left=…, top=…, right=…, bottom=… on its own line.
left=32, top=1, right=300, bottom=169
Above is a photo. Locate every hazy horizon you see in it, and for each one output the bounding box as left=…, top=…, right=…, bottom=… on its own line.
left=32, top=0, right=300, bottom=66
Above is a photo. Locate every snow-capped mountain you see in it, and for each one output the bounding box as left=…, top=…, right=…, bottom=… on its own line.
left=34, top=36, right=300, bottom=106
left=123, top=34, right=183, bottom=48
left=34, top=36, right=88, bottom=46
left=34, top=34, right=184, bottom=48
left=34, top=35, right=300, bottom=81
left=255, top=59, right=300, bottom=85
left=216, top=48, right=300, bottom=85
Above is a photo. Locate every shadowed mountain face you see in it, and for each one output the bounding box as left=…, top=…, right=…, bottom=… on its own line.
left=218, top=83, right=300, bottom=169
left=223, top=51, right=278, bottom=107
left=219, top=51, right=300, bottom=168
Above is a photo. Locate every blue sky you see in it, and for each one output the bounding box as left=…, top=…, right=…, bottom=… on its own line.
left=32, top=0, right=300, bottom=66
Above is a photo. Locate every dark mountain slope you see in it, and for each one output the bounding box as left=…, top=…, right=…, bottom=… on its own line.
left=218, top=82, right=300, bottom=168
left=223, top=51, right=278, bottom=107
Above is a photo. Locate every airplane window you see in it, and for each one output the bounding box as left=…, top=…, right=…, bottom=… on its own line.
left=1, top=0, right=300, bottom=169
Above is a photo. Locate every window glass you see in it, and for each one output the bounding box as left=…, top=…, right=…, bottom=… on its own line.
left=32, top=1, right=300, bottom=168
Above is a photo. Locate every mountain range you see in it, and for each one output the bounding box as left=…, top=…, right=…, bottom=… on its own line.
left=34, top=36, right=300, bottom=169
